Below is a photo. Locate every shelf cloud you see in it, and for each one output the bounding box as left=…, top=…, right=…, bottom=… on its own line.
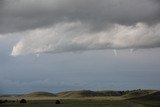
left=11, top=22, right=160, bottom=56
left=0, top=0, right=160, bottom=56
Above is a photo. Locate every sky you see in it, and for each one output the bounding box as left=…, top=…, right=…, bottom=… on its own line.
left=0, top=0, right=160, bottom=94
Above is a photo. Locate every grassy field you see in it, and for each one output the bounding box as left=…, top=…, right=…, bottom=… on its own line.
left=0, top=99, right=146, bottom=107
left=1, top=98, right=160, bottom=107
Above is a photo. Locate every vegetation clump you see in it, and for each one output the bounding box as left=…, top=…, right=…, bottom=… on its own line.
left=20, top=99, right=27, bottom=103
left=55, top=100, right=61, bottom=104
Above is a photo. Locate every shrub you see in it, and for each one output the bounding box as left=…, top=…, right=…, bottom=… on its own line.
left=55, top=100, right=60, bottom=104
left=20, top=99, right=27, bottom=103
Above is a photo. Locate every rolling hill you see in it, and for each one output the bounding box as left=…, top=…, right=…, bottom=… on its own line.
left=122, top=90, right=156, bottom=99
left=57, top=90, right=126, bottom=98
left=1, top=90, right=160, bottom=100
left=24, top=92, right=56, bottom=97
left=129, top=91, right=160, bottom=101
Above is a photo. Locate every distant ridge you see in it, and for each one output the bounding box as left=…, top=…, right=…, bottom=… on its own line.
left=57, top=90, right=160, bottom=99
left=57, top=90, right=126, bottom=98
left=1, top=90, right=160, bottom=100
left=129, top=91, right=160, bottom=101
left=123, top=90, right=156, bottom=99
left=24, top=91, right=56, bottom=97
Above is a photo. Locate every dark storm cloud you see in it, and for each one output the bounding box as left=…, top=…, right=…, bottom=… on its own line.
left=0, top=0, right=160, bottom=34
left=0, top=0, right=5, bottom=24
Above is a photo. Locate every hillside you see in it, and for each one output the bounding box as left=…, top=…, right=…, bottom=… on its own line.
left=57, top=90, right=126, bottom=98
left=24, top=92, right=56, bottom=97
left=57, top=90, right=160, bottom=99
left=129, top=91, right=160, bottom=101
left=1, top=90, right=160, bottom=100
left=123, top=90, right=156, bottom=99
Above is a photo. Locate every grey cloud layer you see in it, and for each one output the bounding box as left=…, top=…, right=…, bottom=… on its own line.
left=1, top=0, right=160, bottom=34
left=0, top=0, right=160, bottom=56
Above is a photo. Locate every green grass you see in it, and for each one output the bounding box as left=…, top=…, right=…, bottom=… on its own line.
left=0, top=99, right=145, bottom=107
left=130, top=100, right=160, bottom=107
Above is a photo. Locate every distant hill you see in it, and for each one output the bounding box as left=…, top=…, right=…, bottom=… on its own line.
left=1, top=89, right=160, bottom=100
left=129, top=91, right=160, bottom=101
left=57, top=90, right=160, bottom=99
left=57, top=90, right=126, bottom=98
left=24, top=92, right=56, bottom=97
left=57, top=91, right=82, bottom=98
left=123, top=90, right=156, bottom=99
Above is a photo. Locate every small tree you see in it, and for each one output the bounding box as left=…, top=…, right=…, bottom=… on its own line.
left=55, top=100, right=60, bottom=104
left=20, top=99, right=27, bottom=103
